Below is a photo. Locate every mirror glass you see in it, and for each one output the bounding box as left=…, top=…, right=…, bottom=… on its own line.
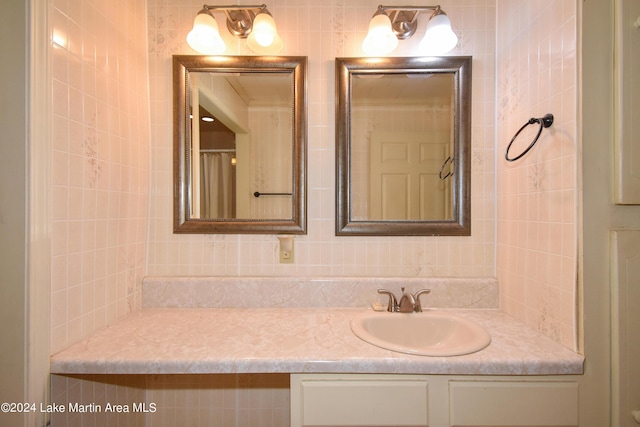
left=173, top=56, right=307, bottom=234
left=336, top=56, right=471, bottom=236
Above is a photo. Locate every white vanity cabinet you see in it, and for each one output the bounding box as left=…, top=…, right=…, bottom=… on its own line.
left=291, top=374, right=430, bottom=426
left=291, top=374, right=579, bottom=427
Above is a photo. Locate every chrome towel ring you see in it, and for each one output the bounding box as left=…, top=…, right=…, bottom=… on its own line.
left=505, top=113, right=554, bottom=162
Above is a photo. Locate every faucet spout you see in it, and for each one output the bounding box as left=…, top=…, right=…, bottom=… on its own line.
left=398, top=287, right=416, bottom=313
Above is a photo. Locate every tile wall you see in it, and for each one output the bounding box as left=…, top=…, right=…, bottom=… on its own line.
left=496, top=0, right=578, bottom=349
left=45, top=0, right=580, bottom=424
left=50, top=374, right=146, bottom=427
left=144, top=374, right=290, bottom=427
left=49, top=0, right=150, bottom=353
left=50, top=374, right=290, bottom=427
left=146, top=0, right=497, bottom=278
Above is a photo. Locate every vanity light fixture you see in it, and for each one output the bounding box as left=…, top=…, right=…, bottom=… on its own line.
left=362, top=5, right=458, bottom=56
left=187, top=4, right=283, bottom=55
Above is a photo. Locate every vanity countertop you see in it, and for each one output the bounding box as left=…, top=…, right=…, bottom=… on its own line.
left=50, top=308, right=584, bottom=376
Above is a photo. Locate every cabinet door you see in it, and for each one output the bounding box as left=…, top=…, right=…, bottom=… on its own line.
left=611, top=231, right=640, bottom=426
left=291, top=374, right=429, bottom=427
left=614, top=0, right=640, bottom=203
left=448, top=381, right=578, bottom=426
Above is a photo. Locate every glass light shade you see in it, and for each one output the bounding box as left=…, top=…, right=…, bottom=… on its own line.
left=418, top=13, right=458, bottom=55
left=187, top=12, right=226, bottom=55
left=362, top=13, right=398, bottom=56
left=247, top=12, right=283, bottom=54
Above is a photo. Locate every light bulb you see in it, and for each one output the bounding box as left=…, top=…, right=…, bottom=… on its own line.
left=187, top=10, right=225, bottom=55
left=253, top=14, right=275, bottom=46
left=362, top=13, right=398, bottom=56
left=418, top=12, right=458, bottom=55
left=247, top=12, right=283, bottom=54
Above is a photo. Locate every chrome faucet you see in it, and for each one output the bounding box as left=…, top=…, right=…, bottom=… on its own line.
left=377, top=288, right=431, bottom=313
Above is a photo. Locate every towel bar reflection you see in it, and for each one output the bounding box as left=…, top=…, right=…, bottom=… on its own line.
left=505, top=113, right=554, bottom=162
left=253, top=191, right=292, bottom=197
left=439, top=156, right=454, bottom=180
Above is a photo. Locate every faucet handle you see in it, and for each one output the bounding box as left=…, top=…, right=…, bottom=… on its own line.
left=413, top=289, right=431, bottom=312
left=377, top=289, right=397, bottom=312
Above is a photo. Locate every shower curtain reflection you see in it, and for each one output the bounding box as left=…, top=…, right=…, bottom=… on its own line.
left=200, top=152, right=235, bottom=219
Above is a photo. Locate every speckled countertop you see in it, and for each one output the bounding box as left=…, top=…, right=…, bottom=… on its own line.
left=50, top=308, right=584, bottom=375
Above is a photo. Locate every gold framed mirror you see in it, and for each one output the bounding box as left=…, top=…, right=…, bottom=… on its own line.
left=173, top=55, right=307, bottom=234
left=336, top=56, right=471, bottom=236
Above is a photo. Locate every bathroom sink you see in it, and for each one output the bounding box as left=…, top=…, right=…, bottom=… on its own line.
left=350, top=311, right=491, bottom=356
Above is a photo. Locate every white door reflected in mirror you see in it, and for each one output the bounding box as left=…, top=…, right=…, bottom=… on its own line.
left=335, top=56, right=471, bottom=236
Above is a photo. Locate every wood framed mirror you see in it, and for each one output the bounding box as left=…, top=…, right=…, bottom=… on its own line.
left=173, top=55, right=307, bottom=234
left=335, top=56, right=472, bottom=236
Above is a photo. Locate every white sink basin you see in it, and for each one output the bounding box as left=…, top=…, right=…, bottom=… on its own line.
left=350, top=311, right=491, bottom=356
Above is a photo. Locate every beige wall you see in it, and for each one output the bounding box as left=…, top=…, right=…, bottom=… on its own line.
left=1, top=1, right=51, bottom=426
left=0, top=2, right=29, bottom=426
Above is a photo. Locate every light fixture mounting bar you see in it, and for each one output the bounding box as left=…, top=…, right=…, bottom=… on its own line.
left=375, top=5, right=442, bottom=39
left=377, top=5, right=441, bottom=12
left=200, top=4, right=270, bottom=38
left=201, top=4, right=268, bottom=12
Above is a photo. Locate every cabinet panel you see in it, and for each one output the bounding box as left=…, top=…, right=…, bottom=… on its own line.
left=294, top=376, right=429, bottom=426
left=611, top=231, right=640, bottom=426
left=449, top=381, right=578, bottom=426
left=614, top=0, right=640, bottom=203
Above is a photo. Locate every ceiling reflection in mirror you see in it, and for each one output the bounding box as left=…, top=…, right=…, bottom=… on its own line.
left=336, top=56, right=471, bottom=236
left=173, top=56, right=307, bottom=234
